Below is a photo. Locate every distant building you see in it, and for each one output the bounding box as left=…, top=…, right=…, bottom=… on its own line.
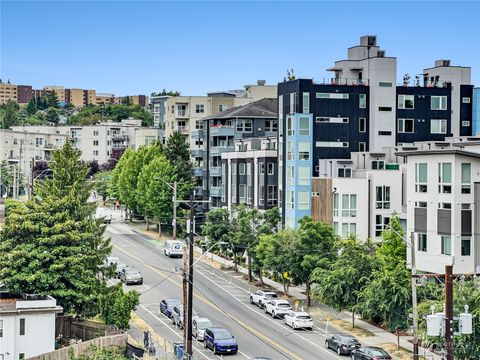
left=0, top=82, right=18, bottom=104
left=0, top=292, right=63, bottom=360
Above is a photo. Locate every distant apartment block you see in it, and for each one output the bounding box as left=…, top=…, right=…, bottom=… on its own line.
left=0, top=292, right=63, bottom=360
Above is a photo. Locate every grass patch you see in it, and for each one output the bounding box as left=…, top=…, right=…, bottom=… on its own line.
left=378, top=342, right=427, bottom=360
left=329, top=319, right=375, bottom=338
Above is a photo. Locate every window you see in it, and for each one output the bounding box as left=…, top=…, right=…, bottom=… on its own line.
left=298, top=116, right=310, bottom=135
left=244, top=119, right=252, bottom=132
left=302, top=93, right=309, bottom=113
left=259, top=163, right=265, bottom=175
left=379, top=82, right=392, bottom=87
left=195, top=120, right=203, bottom=129
left=338, top=168, right=352, bottom=178
left=316, top=141, right=349, bottom=148
left=398, top=95, right=414, bottom=109
left=375, top=215, right=390, bottom=236
left=418, top=234, right=427, bottom=252
left=286, top=190, right=294, bottom=209
left=239, top=163, right=245, bottom=175
left=265, top=120, right=278, bottom=132
left=0, top=319, right=2, bottom=337
left=316, top=117, right=349, bottom=124
left=287, top=116, right=294, bottom=136
left=35, top=137, right=43, bottom=147
left=259, top=185, right=264, bottom=205
left=298, top=191, right=309, bottom=210
left=298, top=166, right=309, bottom=185
left=342, top=194, right=357, bottom=217
left=461, top=163, right=471, bottom=194
left=431, top=96, right=447, bottom=110
left=341, top=223, right=356, bottom=237
left=441, top=236, right=451, bottom=255
left=431, top=119, right=447, bottom=134
left=196, top=104, right=204, bottom=113
left=461, top=237, right=471, bottom=256
left=93, top=130, right=99, bottom=136
left=378, top=107, right=392, bottom=111
left=462, top=121, right=470, bottom=127
left=333, top=193, right=339, bottom=216
left=93, top=150, right=99, bottom=156
left=316, top=93, right=349, bottom=99
left=267, top=163, right=274, bottom=175
left=438, top=163, right=452, bottom=193
left=290, top=93, right=296, bottom=113
left=218, top=104, right=228, bottom=112
left=287, top=141, right=294, bottom=160
left=176, top=104, right=187, bottom=116
left=333, top=222, right=339, bottom=235
left=415, top=201, right=427, bottom=208
left=359, top=142, right=366, bottom=152
left=19, top=355, right=25, bottom=360
left=376, top=186, right=390, bottom=209
left=371, top=160, right=385, bottom=170
left=359, top=118, right=366, bottom=132
left=359, top=94, right=366, bottom=108
left=378, top=131, right=392, bottom=136
left=93, top=140, right=99, bottom=146
left=298, top=142, right=310, bottom=160
left=462, top=97, right=471, bottom=103
left=398, top=118, right=414, bottom=133
left=231, top=163, right=236, bottom=176
left=415, top=163, right=428, bottom=192
left=20, top=318, right=25, bottom=335
left=239, top=184, right=246, bottom=204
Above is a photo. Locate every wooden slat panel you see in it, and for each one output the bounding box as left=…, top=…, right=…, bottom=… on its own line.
left=311, top=178, right=333, bottom=224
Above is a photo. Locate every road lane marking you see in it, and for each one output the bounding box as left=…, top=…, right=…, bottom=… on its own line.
left=114, top=244, right=300, bottom=360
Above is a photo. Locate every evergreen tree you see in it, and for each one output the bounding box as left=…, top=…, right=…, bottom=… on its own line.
left=164, top=131, right=194, bottom=192
left=45, top=91, right=60, bottom=108
left=26, top=98, right=38, bottom=115
left=0, top=100, right=19, bottom=129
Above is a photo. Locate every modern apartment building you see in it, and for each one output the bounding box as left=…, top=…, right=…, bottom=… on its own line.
left=0, top=292, right=63, bottom=360
left=199, top=98, right=277, bottom=208
left=474, top=88, right=480, bottom=135
left=278, top=35, right=474, bottom=228
left=397, top=139, right=480, bottom=274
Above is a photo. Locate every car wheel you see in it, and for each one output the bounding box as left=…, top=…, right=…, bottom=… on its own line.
left=292, top=323, right=296, bottom=330
left=264, top=307, right=268, bottom=313
left=250, top=297, right=254, bottom=304
left=164, top=250, right=166, bottom=255
left=351, top=354, right=355, bottom=360
left=204, top=341, right=207, bottom=348
left=325, top=340, right=329, bottom=349
left=272, top=311, right=275, bottom=318
left=179, top=321, right=183, bottom=329
left=337, top=346, right=342, bottom=355
left=213, top=346, right=218, bottom=355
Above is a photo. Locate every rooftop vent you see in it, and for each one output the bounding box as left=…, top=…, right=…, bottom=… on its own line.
left=257, top=80, right=266, bottom=86
left=435, top=59, right=451, bottom=67
left=377, top=50, right=385, bottom=58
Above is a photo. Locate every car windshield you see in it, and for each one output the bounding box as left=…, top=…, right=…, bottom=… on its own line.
left=277, top=303, right=290, bottom=308
left=297, top=315, right=311, bottom=320
left=265, top=293, right=277, bottom=298
left=371, top=350, right=389, bottom=356
left=215, top=331, right=233, bottom=340
left=167, top=300, right=180, bottom=306
left=345, top=338, right=358, bottom=344
left=126, top=271, right=139, bottom=275
left=197, top=321, right=213, bottom=330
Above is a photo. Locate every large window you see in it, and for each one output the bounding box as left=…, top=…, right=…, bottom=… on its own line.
left=418, top=234, right=427, bottom=252
left=371, top=160, right=385, bottom=170
left=259, top=185, right=264, bottom=205
left=267, top=185, right=277, bottom=206
left=431, top=119, right=447, bottom=134
left=333, top=193, right=339, bottom=216
left=286, top=166, right=294, bottom=185
left=461, top=163, right=471, bottom=194
left=287, top=141, right=294, bottom=160
left=398, top=118, right=414, bottom=133
left=265, top=120, right=278, bottom=132
left=298, top=191, right=309, bottom=210
left=431, top=96, right=447, bottom=110
left=239, top=184, right=246, bottom=204
left=342, top=194, right=357, bottom=217
left=341, top=223, right=357, bottom=237
left=461, top=237, right=471, bottom=256
left=415, top=163, right=428, bottom=192
left=287, top=116, right=294, bottom=136
left=286, top=190, right=294, bottom=209
left=376, top=186, right=390, bottom=209
left=438, top=163, right=452, bottom=193
left=298, top=142, right=310, bottom=160
left=338, top=168, right=352, bottom=178
left=302, top=93, right=309, bottom=113
left=359, top=94, right=366, bottom=108
left=298, top=116, right=310, bottom=135
left=441, top=235, right=451, bottom=255
left=259, top=163, right=265, bottom=175
left=398, top=95, right=414, bottom=109
left=267, top=163, right=274, bottom=175
left=298, top=166, right=310, bottom=185
left=239, top=163, right=245, bottom=175
left=375, top=215, right=390, bottom=236
left=359, top=118, right=366, bottom=133
left=20, top=318, right=25, bottom=335
left=195, top=104, right=205, bottom=113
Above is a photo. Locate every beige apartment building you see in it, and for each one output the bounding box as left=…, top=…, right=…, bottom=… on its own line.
left=43, top=86, right=66, bottom=103
left=0, top=83, right=18, bottom=104
left=96, top=93, right=115, bottom=106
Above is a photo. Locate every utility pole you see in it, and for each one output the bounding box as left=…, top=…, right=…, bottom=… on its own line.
left=186, top=193, right=194, bottom=356
left=172, top=181, right=177, bottom=240
left=445, top=265, right=454, bottom=360
left=30, top=158, right=35, bottom=200
left=411, top=232, right=419, bottom=360
left=12, top=165, right=17, bottom=199
left=182, top=239, right=188, bottom=350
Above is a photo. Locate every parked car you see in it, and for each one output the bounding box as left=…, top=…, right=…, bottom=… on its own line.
left=203, top=327, right=238, bottom=355
left=283, top=311, right=313, bottom=330
left=95, top=207, right=112, bottom=224
left=164, top=240, right=184, bottom=258
left=325, top=334, right=361, bottom=355
left=192, top=317, right=214, bottom=341
left=159, top=298, right=181, bottom=318
left=171, top=304, right=199, bottom=329
left=350, top=347, right=391, bottom=360
left=250, top=290, right=278, bottom=308
left=106, top=257, right=127, bottom=278
left=264, top=299, right=292, bottom=318
left=120, top=268, right=143, bottom=285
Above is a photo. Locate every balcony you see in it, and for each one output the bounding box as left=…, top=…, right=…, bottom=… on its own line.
left=192, top=167, right=204, bottom=177
left=191, top=129, right=204, bottom=139
left=175, top=127, right=189, bottom=134
left=175, top=108, right=189, bottom=119
left=210, top=146, right=233, bottom=156
left=112, top=134, right=129, bottom=141
left=209, top=166, right=221, bottom=177
left=210, top=126, right=234, bottom=136
left=191, top=148, right=205, bottom=158
left=210, top=186, right=222, bottom=197
left=314, top=78, right=369, bottom=86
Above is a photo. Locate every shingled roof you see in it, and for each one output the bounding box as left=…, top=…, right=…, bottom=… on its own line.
left=203, top=98, right=277, bottom=120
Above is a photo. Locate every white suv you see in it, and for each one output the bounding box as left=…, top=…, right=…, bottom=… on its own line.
left=249, top=290, right=278, bottom=308
left=264, top=299, right=292, bottom=318
left=284, top=311, right=313, bottom=330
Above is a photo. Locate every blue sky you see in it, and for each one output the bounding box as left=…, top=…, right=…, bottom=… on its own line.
left=1, top=1, right=479, bottom=96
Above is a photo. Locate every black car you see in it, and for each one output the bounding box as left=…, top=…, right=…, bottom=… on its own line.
left=351, top=347, right=391, bottom=360
left=159, top=298, right=181, bottom=318
left=325, top=334, right=361, bottom=355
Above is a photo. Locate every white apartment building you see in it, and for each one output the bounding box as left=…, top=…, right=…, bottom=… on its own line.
left=0, top=293, right=63, bottom=360
left=398, top=140, right=480, bottom=274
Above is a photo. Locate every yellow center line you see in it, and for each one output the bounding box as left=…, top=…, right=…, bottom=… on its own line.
left=114, top=244, right=303, bottom=360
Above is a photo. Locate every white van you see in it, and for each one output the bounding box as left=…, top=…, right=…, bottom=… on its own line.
left=164, top=240, right=184, bottom=258
left=95, top=207, right=112, bottom=224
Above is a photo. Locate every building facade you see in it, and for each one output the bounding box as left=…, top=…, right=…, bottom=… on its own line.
left=278, top=35, right=474, bottom=228
left=0, top=293, right=63, bottom=360
left=474, top=88, right=480, bottom=135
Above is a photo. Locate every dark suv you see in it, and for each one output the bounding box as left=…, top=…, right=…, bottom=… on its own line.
left=203, top=327, right=238, bottom=355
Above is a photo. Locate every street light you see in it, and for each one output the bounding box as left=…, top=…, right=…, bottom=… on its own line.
left=385, top=224, right=419, bottom=360
left=192, top=241, right=228, bottom=266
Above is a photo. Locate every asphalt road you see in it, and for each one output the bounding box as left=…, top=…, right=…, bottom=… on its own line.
left=106, top=220, right=346, bottom=360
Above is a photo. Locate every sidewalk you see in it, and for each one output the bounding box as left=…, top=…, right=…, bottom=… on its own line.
left=112, top=212, right=440, bottom=360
